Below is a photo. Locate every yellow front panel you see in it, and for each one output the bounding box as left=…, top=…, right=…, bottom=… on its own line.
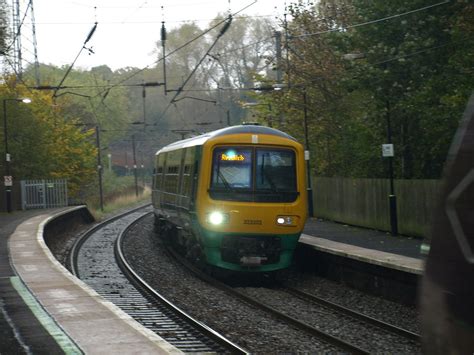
left=195, top=133, right=308, bottom=234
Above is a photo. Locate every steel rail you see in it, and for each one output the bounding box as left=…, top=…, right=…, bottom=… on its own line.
left=69, top=203, right=151, bottom=276
left=284, top=286, right=421, bottom=342
left=115, top=212, right=249, bottom=355
left=165, top=245, right=369, bottom=355
left=70, top=205, right=245, bottom=353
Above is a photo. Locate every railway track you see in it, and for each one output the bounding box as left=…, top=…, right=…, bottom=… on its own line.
left=165, top=244, right=421, bottom=354
left=282, top=286, right=421, bottom=342
left=238, top=285, right=421, bottom=352
left=164, top=245, right=368, bottom=354
left=70, top=207, right=246, bottom=354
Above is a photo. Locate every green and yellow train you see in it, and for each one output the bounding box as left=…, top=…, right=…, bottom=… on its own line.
left=152, top=124, right=308, bottom=272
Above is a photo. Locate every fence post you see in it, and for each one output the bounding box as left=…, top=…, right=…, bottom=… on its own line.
left=20, top=180, right=25, bottom=210
left=42, top=180, right=46, bottom=208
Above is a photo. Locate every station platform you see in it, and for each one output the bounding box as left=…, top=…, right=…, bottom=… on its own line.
left=1, top=208, right=425, bottom=353
left=0, top=207, right=181, bottom=354
left=301, top=218, right=425, bottom=275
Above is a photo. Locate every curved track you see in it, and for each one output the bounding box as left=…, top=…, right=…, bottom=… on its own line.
left=165, top=243, right=421, bottom=354
left=165, top=245, right=370, bottom=354
left=70, top=207, right=247, bottom=354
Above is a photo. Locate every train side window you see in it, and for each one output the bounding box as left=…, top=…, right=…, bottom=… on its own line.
left=190, top=147, right=200, bottom=205
left=181, top=147, right=195, bottom=199
left=164, top=150, right=181, bottom=194
left=155, top=154, right=165, bottom=190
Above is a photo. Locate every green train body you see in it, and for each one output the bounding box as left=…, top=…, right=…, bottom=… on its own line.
left=152, top=125, right=308, bottom=272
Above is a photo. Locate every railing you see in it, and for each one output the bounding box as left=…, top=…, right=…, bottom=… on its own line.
left=20, top=179, right=68, bottom=210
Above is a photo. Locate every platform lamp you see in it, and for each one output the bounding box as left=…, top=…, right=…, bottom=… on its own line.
left=343, top=52, right=398, bottom=235
left=3, top=97, right=32, bottom=213
left=273, top=83, right=314, bottom=217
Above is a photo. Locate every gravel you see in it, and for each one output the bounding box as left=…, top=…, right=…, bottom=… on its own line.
left=282, top=270, right=421, bottom=334
left=123, top=214, right=421, bottom=354
left=123, top=215, right=334, bottom=353
left=239, top=287, right=419, bottom=353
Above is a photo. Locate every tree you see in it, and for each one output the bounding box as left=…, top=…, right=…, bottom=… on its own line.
left=151, top=15, right=280, bottom=130
left=0, top=0, right=7, bottom=56
left=208, top=15, right=277, bottom=89
left=0, top=77, right=97, bottom=196
left=273, top=1, right=376, bottom=178
left=343, top=0, right=474, bottom=178
left=261, top=0, right=473, bottom=179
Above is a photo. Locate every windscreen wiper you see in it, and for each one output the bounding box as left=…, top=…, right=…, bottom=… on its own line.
left=217, top=171, right=235, bottom=192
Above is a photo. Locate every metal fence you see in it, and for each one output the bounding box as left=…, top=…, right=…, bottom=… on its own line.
left=20, top=179, right=68, bottom=210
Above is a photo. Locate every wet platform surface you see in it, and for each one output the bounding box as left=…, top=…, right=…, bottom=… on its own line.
left=302, top=218, right=425, bottom=274
left=1, top=208, right=181, bottom=354
left=0, top=210, right=64, bottom=354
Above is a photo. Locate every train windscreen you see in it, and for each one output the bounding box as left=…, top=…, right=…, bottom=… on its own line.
left=210, top=146, right=298, bottom=202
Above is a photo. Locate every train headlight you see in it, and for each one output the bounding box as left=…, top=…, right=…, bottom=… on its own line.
left=207, top=211, right=229, bottom=225
left=276, top=216, right=296, bottom=226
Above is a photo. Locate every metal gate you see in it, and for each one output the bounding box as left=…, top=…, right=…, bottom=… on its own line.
left=20, top=179, right=68, bottom=210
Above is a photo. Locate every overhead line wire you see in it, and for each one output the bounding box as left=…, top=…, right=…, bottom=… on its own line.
left=291, top=0, right=450, bottom=39
left=90, top=15, right=228, bottom=99
left=35, top=34, right=459, bottom=97
left=29, top=14, right=276, bottom=26
left=169, top=16, right=233, bottom=103
left=52, top=21, right=98, bottom=98
left=157, top=14, right=234, bottom=123
left=92, top=1, right=256, bottom=100
left=30, top=1, right=450, bottom=103
left=209, top=1, right=450, bottom=58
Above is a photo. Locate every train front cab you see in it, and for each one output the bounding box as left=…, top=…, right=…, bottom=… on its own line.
left=195, top=133, right=308, bottom=272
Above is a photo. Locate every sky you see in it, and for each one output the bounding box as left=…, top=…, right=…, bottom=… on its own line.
left=23, top=0, right=293, bottom=71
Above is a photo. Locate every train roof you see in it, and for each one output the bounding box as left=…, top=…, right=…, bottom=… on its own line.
left=155, top=124, right=297, bottom=155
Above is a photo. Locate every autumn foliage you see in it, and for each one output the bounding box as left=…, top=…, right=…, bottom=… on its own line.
left=0, top=77, right=96, bottom=196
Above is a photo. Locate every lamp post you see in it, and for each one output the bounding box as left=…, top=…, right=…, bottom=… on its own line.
left=383, top=100, right=398, bottom=236
left=302, top=89, right=314, bottom=217
left=132, top=134, right=139, bottom=197
left=272, top=83, right=314, bottom=217
left=74, top=123, right=104, bottom=211
left=3, top=98, right=31, bottom=213
left=379, top=61, right=398, bottom=236
left=344, top=53, right=398, bottom=235
left=95, top=125, right=104, bottom=211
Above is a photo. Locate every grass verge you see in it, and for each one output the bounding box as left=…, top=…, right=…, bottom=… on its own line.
left=88, top=186, right=151, bottom=221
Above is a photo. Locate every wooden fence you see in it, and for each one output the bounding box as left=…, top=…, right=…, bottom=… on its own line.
left=312, top=177, right=442, bottom=238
